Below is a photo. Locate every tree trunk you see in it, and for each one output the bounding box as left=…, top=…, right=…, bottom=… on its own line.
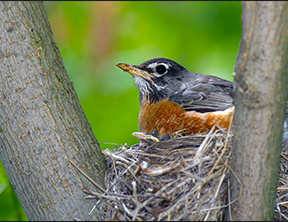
left=0, top=1, right=106, bottom=220
left=230, top=1, right=288, bottom=220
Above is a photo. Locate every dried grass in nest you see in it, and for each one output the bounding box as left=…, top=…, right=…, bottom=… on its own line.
left=82, top=126, right=233, bottom=221
left=82, top=128, right=288, bottom=221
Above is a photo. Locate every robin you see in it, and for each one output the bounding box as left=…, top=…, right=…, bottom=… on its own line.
left=116, top=58, right=234, bottom=142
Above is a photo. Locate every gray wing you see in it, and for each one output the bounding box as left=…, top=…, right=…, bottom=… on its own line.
left=168, top=75, right=234, bottom=113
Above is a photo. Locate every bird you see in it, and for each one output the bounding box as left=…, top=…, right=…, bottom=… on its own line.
left=116, top=58, right=234, bottom=142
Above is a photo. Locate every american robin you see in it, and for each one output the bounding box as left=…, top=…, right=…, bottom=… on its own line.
left=116, top=58, right=234, bottom=142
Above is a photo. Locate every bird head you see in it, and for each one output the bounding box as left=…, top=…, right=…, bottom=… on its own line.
left=116, top=58, right=188, bottom=103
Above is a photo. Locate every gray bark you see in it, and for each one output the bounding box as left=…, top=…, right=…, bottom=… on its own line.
left=230, top=1, right=288, bottom=220
left=0, top=1, right=106, bottom=220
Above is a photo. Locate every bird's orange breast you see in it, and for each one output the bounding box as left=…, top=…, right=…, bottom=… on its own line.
left=139, top=98, right=234, bottom=139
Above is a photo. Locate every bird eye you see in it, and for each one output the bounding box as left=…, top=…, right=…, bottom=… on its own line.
left=155, top=65, right=167, bottom=75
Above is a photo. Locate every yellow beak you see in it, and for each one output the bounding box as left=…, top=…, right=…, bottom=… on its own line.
left=116, top=63, right=154, bottom=81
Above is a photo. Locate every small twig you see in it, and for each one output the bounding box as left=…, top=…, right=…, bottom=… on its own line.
left=120, top=200, right=134, bottom=217
left=225, top=163, right=243, bottom=206
left=132, top=181, right=138, bottom=206
left=69, top=159, right=105, bottom=192
left=277, top=201, right=288, bottom=205
left=212, top=146, right=232, bottom=201
left=228, top=173, right=232, bottom=221
left=88, top=205, right=96, bottom=216
left=192, top=125, right=217, bottom=161
left=203, top=206, right=211, bottom=221
left=102, top=148, right=131, bottom=164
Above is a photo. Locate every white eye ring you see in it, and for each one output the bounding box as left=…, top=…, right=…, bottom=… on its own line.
left=147, top=62, right=170, bottom=77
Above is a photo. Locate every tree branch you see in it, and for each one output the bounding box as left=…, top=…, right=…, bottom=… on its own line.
left=0, top=1, right=106, bottom=220
left=230, top=1, right=288, bottom=220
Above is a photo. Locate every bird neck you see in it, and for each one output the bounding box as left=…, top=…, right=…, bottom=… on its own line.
left=139, top=91, right=167, bottom=105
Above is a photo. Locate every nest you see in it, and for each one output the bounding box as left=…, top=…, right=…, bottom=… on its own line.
left=82, top=128, right=288, bottom=221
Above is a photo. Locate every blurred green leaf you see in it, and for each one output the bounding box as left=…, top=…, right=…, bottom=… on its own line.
left=0, top=182, right=7, bottom=195
left=0, top=159, right=28, bottom=221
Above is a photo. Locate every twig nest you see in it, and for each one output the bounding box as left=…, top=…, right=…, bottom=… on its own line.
left=84, top=130, right=288, bottom=221
left=91, top=128, right=233, bottom=220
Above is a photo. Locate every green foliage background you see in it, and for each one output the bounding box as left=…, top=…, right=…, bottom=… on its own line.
left=0, top=1, right=241, bottom=220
